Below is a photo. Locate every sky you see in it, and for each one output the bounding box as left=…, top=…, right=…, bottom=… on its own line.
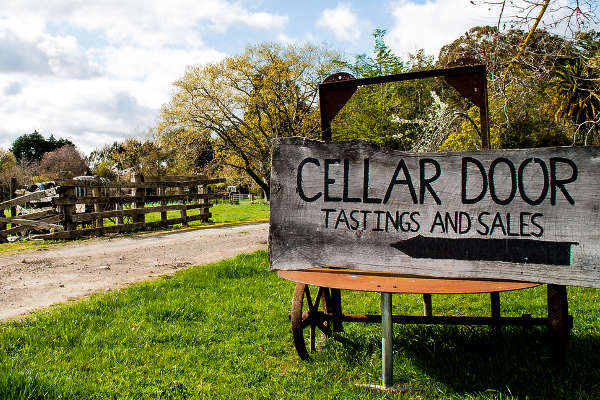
left=0, top=0, right=559, bottom=155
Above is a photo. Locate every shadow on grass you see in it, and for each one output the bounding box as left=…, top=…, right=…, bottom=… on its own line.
left=331, top=324, right=600, bottom=399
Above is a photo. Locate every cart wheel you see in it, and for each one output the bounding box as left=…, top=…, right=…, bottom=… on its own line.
left=291, top=284, right=332, bottom=360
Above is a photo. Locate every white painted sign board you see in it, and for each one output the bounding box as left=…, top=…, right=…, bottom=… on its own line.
left=269, top=138, right=600, bottom=288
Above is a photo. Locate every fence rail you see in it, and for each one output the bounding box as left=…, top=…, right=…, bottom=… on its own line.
left=0, top=174, right=225, bottom=241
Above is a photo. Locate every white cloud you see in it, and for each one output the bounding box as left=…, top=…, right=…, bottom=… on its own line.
left=3, top=81, right=23, bottom=96
left=241, top=11, right=289, bottom=30
left=0, top=0, right=287, bottom=154
left=317, top=3, right=365, bottom=42
left=386, top=0, right=494, bottom=57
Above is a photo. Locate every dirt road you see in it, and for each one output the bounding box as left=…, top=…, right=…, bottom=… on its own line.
left=0, top=222, right=268, bottom=320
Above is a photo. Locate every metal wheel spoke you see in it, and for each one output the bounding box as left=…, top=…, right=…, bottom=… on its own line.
left=291, top=284, right=336, bottom=360
left=301, top=314, right=312, bottom=329
left=314, top=287, right=324, bottom=310
left=304, top=286, right=315, bottom=312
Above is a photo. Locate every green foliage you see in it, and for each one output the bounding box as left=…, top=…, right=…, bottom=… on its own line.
left=435, top=26, right=585, bottom=151
left=0, top=149, right=17, bottom=185
left=332, top=30, right=438, bottom=150
left=91, top=160, right=117, bottom=180
left=10, top=131, right=74, bottom=163
left=155, top=126, right=214, bottom=176
left=550, top=48, right=600, bottom=144
left=157, top=42, right=340, bottom=198
left=90, top=138, right=167, bottom=178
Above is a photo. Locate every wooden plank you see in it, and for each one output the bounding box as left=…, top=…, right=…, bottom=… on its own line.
left=69, top=204, right=208, bottom=222
left=33, top=212, right=211, bottom=240
left=144, top=175, right=202, bottom=181
left=32, top=222, right=147, bottom=240
left=269, top=138, right=600, bottom=288
left=144, top=176, right=224, bottom=183
left=54, top=196, right=135, bottom=205
left=54, top=193, right=216, bottom=205
left=0, top=216, right=64, bottom=231
left=187, top=212, right=211, bottom=222
left=10, top=207, right=56, bottom=220
left=56, top=178, right=225, bottom=188
left=0, top=188, right=56, bottom=209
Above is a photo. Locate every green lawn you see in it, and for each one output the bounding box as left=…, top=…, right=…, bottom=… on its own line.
left=0, top=250, right=599, bottom=399
left=143, top=200, right=269, bottom=226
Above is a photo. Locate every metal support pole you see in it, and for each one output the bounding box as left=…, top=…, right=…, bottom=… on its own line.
left=547, top=284, right=570, bottom=366
left=423, top=294, right=433, bottom=317
left=491, top=292, right=501, bottom=332
left=330, top=288, right=344, bottom=332
left=381, top=292, right=393, bottom=387
left=356, top=292, right=419, bottom=393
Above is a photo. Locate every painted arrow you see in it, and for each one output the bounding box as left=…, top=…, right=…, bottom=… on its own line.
left=390, top=235, right=578, bottom=266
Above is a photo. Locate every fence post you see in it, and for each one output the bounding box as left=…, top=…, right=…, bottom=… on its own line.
left=178, top=185, right=188, bottom=227
left=159, top=183, right=168, bottom=227
left=92, top=179, right=104, bottom=230
left=132, top=173, right=145, bottom=227
left=58, top=172, right=76, bottom=233
left=115, top=179, right=123, bottom=226
left=9, top=177, right=17, bottom=218
left=0, top=178, right=12, bottom=243
left=198, top=181, right=209, bottom=222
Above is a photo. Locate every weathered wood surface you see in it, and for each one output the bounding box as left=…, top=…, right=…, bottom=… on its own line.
left=0, top=215, right=62, bottom=237
left=33, top=212, right=211, bottom=240
left=56, top=178, right=224, bottom=188
left=269, top=138, right=600, bottom=288
left=0, top=216, right=64, bottom=231
left=0, top=188, right=56, bottom=209
left=12, top=207, right=56, bottom=220
left=54, top=193, right=216, bottom=205
left=69, top=203, right=207, bottom=222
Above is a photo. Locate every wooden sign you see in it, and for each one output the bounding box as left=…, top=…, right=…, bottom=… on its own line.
left=269, top=138, right=600, bottom=288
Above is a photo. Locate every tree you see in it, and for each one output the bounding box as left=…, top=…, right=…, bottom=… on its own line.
left=331, top=30, right=441, bottom=150
left=436, top=26, right=573, bottom=150
left=0, top=149, right=17, bottom=185
left=90, top=138, right=167, bottom=178
left=155, top=126, right=214, bottom=176
left=464, top=0, right=599, bottom=147
left=157, top=42, right=340, bottom=199
left=39, top=146, right=89, bottom=178
left=549, top=33, right=600, bottom=144
left=10, top=131, right=74, bottom=163
left=0, top=148, right=38, bottom=187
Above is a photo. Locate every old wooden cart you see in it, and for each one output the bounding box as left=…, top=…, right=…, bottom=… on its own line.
left=271, top=66, right=576, bottom=390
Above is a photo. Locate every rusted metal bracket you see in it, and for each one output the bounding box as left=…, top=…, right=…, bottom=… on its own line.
left=319, top=64, right=491, bottom=150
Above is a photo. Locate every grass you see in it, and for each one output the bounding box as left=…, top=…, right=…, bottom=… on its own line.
left=0, top=250, right=599, bottom=399
left=0, top=201, right=269, bottom=256
left=142, top=200, right=269, bottom=226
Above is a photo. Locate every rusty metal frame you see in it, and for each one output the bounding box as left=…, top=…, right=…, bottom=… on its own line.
left=285, top=66, right=572, bottom=372
left=318, top=64, right=491, bottom=150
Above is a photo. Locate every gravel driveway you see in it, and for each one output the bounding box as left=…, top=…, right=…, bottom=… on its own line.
left=0, top=222, right=268, bottom=320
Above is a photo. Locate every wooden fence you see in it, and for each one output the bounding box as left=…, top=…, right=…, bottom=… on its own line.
left=0, top=186, right=62, bottom=243
left=0, top=174, right=224, bottom=241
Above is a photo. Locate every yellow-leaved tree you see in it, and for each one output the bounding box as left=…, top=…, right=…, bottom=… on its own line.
left=157, top=42, right=340, bottom=199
